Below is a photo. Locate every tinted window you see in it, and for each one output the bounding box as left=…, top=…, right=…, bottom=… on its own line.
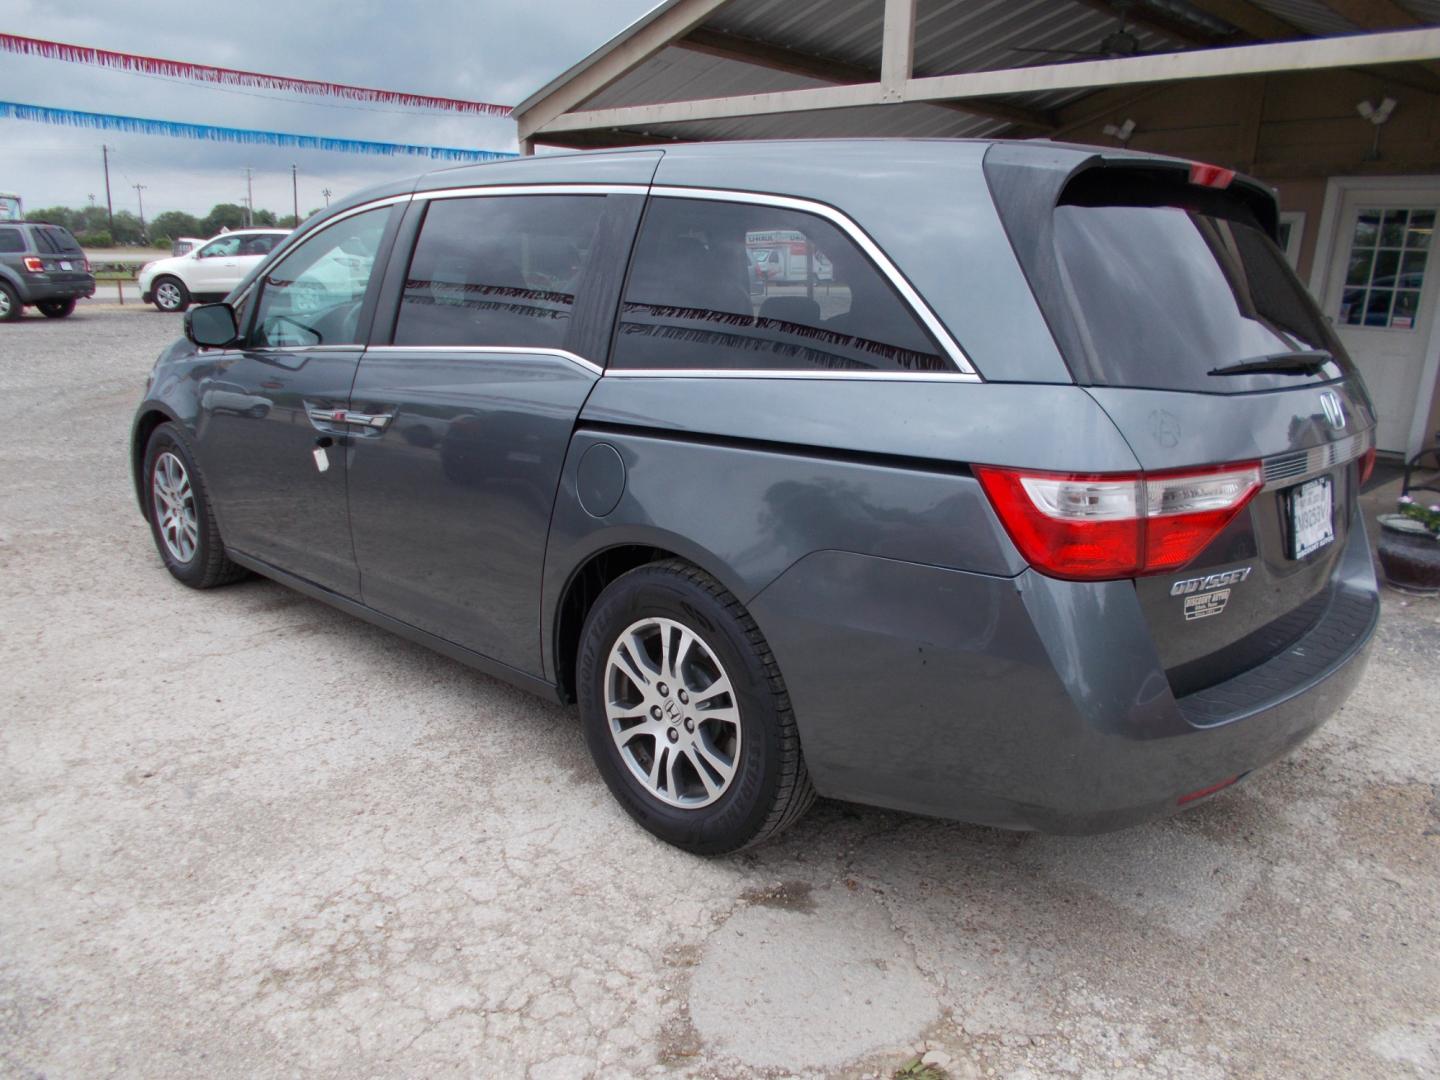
left=35, top=226, right=82, bottom=254
left=251, top=207, right=389, bottom=348
left=239, top=233, right=282, bottom=256
left=0, top=228, right=22, bottom=253
left=612, top=197, right=947, bottom=373
left=1054, top=197, right=1351, bottom=392
left=394, top=195, right=605, bottom=349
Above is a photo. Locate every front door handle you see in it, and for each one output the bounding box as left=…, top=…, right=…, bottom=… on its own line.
left=306, top=406, right=394, bottom=432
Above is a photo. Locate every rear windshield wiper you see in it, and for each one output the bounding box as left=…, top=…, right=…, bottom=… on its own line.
left=1208, top=351, right=1334, bottom=376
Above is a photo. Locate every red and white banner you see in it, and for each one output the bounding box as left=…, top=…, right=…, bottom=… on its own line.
left=0, top=33, right=512, bottom=117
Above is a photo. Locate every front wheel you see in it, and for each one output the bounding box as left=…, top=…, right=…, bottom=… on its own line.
left=38, top=299, right=76, bottom=318
left=578, top=560, right=815, bottom=854
left=143, top=423, right=247, bottom=589
left=151, top=276, right=190, bottom=313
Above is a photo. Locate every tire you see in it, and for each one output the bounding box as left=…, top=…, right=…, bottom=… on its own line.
left=38, top=299, right=76, bottom=319
left=0, top=281, right=19, bottom=322
left=151, top=276, right=190, bottom=313
left=142, top=422, right=248, bottom=589
left=578, top=560, right=816, bottom=854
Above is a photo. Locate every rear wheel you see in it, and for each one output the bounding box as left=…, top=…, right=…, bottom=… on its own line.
left=0, top=281, right=19, bottom=322
left=152, top=276, right=189, bottom=313
left=578, top=560, right=815, bottom=854
left=38, top=299, right=76, bottom=319
left=143, top=423, right=247, bottom=589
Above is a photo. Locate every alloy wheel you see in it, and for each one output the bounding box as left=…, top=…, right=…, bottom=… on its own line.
left=605, top=617, right=741, bottom=809
left=155, top=281, right=183, bottom=311
left=152, top=451, right=199, bottom=562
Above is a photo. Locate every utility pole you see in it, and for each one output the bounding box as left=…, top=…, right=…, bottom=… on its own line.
left=322, top=187, right=332, bottom=208
left=291, top=164, right=298, bottom=226
left=132, top=184, right=147, bottom=240
left=101, top=145, right=114, bottom=234
left=243, top=167, right=254, bottom=226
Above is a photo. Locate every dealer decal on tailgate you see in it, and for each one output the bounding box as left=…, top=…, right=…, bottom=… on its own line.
left=1171, top=567, right=1252, bottom=621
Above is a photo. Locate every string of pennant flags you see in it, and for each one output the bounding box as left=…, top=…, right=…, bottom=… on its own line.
left=0, top=33, right=513, bottom=116
left=0, top=100, right=518, bottom=164
left=0, top=33, right=517, bottom=161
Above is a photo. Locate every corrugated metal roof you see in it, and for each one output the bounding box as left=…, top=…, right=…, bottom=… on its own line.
left=520, top=0, right=1440, bottom=143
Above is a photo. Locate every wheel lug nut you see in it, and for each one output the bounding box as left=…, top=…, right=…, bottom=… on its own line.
left=678, top=690, right=689, bottom=704
left=684, top=717, right=695, bottom=733
left=666, top=728, right=679, bottom=743
left=657, top=682, right=669, bottom=697
left=650, top=706, right=663, bottom=720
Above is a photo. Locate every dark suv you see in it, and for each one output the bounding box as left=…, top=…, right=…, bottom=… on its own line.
left=0, top=221, right=95, bottom=320
left=129, top=139, right=1380, bottom=854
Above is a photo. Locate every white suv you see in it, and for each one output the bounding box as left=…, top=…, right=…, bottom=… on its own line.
left=139, top=229, right=289, bottom=312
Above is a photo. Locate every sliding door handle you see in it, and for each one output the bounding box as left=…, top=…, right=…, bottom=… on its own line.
left=306, top=407, right=394, bottom=432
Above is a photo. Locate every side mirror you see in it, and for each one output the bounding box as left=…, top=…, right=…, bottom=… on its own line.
left=185, top=303, right=240, bottom=349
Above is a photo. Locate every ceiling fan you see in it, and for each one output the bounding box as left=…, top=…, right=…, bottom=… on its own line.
left=1009, top=3, right=1153, bottom=60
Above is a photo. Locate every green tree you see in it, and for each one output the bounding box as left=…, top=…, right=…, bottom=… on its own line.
left=148, top=210, right=202, bottom=245
left=109, top=210, right=145, bottom=245
left=201, top=203, right=248, bottom=236
left=252, top=208, right=277, bottom=227
left=28, top=206, right=75, bottom=229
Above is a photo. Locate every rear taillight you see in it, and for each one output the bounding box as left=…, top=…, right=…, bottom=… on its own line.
left=1188, top=162, right=1235, bottom=189
left=82, top=257, right=91, bottom=273
left=1358, top=447, right=1377, bottom=486
left=23, top=256, right=44, bottom=272
left=974, top=462, right=1262, bottom=581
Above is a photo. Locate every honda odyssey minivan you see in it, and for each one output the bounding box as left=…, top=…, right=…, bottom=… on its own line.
left=130, top=140, right=1379, bottom=854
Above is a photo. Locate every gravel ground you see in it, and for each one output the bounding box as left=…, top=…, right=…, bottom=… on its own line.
left=2, top=304, right=1438, bottom=1080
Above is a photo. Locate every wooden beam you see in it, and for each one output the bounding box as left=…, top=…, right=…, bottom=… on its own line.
left=537, top=27, right=1440, bottom=134
left=674, top=28, right=1058, bottom=130
left=880, top=0, right=917, bottom=97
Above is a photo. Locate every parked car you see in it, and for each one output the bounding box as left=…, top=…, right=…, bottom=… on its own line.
left=130, top=140, right=1380, bottom=854
left=0, top=219, right=95, bottom=321
left=138, top=228, right=289, bottom=312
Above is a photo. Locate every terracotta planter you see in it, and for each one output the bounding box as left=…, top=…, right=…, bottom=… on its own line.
left=1376, top=513, right=1440, bottom=595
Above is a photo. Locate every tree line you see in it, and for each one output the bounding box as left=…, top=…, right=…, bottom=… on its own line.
left=27, top=203, right=321, bottom=248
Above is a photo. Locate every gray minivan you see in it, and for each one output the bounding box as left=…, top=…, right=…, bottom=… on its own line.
left=130, top=140, right=1379, bottom=854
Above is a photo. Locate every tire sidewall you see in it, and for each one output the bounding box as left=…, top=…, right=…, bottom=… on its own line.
left=39, top=299, right=75, bottom=318
left=578, top=566, right=785, bottom=854
left=0, top=281, right=20, bottom=322
left=153, top=277, right=189, bottom=313
left=143, top=423, right=213, bottom=586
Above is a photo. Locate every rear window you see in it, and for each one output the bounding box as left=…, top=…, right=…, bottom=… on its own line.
left=1053, top=178, right=1351, bottom=392
left=34, top=226, right=83, bottom=254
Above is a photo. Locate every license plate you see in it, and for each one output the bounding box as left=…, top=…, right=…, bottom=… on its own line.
left=1288, top=476, right=1335, bottom=559
left=59, top=261, right=72, bottom=270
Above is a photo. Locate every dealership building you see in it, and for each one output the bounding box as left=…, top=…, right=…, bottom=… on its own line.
left=514, top=0, right=1440, bottom=462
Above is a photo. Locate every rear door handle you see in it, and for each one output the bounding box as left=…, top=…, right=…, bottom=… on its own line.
left=306, top=407, right=393, bottom=432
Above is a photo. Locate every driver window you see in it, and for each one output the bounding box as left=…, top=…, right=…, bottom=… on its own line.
left=250, top=207, right=389, bottom=348
left=198, top=236, right=240, bottom=259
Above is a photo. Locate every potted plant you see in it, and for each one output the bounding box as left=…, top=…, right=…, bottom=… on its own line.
left=1376, top=495, right=1440, bottom=594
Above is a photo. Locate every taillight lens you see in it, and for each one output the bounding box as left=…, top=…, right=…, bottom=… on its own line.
left=1358, top=447, right=1376, bottom=486
left=975, top=462, right=1262, bottom=581
left=23, top=256, right=45, bottom=272
left=1188, top=162, right=1235, bottom=189
left=82, top=257, right=91, bottom=273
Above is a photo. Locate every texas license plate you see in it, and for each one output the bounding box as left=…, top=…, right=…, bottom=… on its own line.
left=59, top=261, right=72, bottom=270
left=1288, top=476, right=1335, bottom=559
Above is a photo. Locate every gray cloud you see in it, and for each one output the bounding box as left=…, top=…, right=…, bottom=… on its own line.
left=0, top=0, right=657, bottom=216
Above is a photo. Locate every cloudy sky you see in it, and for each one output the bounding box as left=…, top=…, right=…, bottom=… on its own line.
left=0, top=0, right=658, bottom=217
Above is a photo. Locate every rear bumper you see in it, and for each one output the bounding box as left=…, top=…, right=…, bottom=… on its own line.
left=749, top=508, right=1377, bottom=833
left=19, top=276, right=96, bottom=302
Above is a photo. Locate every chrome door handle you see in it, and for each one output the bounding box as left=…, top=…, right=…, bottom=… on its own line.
left=306, top=407, right=393, bottom=431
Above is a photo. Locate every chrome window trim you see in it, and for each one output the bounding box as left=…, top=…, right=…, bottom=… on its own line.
left=413, top=184, right=648, bottom=200
left=1261, top=427, right=1375, bottom=490
left=603, top=367, right=971, bottom=383
left=365, top=344, right=603, bottom=377
left=635, top=185, right=981, bottom=381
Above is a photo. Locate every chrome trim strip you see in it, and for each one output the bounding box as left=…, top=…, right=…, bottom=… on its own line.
left=602, top=367, right=970, bottom=382
left=414, top=184, right=648, bottom=200
left=647, top=185, right=980, bottom=380
left=364, top=344, right=603, bottom=376
left=1261, top=428, right=1375, bottom=490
